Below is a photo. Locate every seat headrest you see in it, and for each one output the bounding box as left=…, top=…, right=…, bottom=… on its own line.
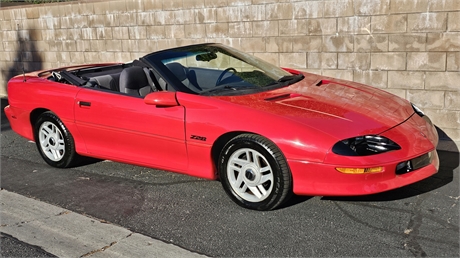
left=165, top=62, right=187, bottom=81
left=119, top=66, right=149, bottom=90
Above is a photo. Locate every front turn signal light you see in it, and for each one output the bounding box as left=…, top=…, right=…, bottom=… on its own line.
left=335, top=167, right=384, bottom=174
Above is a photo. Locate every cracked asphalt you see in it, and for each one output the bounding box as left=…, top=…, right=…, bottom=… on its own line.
left=1, top=98, right=459, bottom=257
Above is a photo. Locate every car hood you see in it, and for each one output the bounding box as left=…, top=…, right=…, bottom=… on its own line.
left=216, top=73, right=414, bottom=140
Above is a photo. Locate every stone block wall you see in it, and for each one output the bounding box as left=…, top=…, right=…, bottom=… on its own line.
left=0, top=0, right=459, bottom=149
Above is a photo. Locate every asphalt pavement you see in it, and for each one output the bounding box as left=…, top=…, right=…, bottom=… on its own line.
left=1, top=97, right=459, bottom=257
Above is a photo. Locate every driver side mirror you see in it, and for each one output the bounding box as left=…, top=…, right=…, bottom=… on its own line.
left=144, top=91, right=178, bottom=107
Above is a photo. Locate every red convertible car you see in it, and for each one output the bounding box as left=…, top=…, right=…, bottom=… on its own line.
left=5, top=43, right=439, bottom=210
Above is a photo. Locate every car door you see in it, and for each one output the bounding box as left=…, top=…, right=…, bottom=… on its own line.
left=74, top=88, right=187, bottom=172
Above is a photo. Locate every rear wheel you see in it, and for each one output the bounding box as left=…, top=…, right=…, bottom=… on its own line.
left=34, top=112, right=79, bottom=168
left=219, top=134, right=292, bottom=210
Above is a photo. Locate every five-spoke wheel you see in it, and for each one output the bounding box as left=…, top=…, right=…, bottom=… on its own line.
left=34, top=112, right=79, bottom=168
left=219, top=134, right=292, bottom=210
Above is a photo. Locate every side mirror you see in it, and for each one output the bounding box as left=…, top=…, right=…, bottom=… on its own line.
left=144, top=91, right=178, bottom=107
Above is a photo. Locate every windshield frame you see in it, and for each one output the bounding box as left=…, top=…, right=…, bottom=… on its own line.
left=141, top=43, right=304, bottom=96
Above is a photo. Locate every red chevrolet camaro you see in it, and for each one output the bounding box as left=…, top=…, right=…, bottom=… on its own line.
left=5, top=43, right=439, bottom=210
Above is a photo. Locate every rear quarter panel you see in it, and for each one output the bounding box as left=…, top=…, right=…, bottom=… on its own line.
left=7, top=75, right=85, bottom=152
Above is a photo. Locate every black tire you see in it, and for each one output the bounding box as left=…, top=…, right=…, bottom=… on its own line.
left=219, top=134, right=292, bottom=210
left=33, top=112, right=79, bottom=168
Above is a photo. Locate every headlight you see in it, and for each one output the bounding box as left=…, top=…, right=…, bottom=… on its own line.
left=332, top=135, right=401, bottom=156
left=411, top=103, right=425, bottom=117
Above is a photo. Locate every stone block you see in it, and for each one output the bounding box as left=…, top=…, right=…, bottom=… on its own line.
left=338, top=53, right=370, bottom=70
left=112, top=27, right=130, bottom=40
left=253, top=21, right=279, bottom=37
left=216, top=7, right=239, bottom=23
left=43, top=52, right=57, bottom=63
left=338, top=16, right=370, bottom=34
left=81, top=28, right=96, bottom=40
left=354, top=35, right=388, bottom=52
left=292, top=36, right=322, bottom=52
left=183, top=0, right=205, bottom=9
left=265, top=37, right=293, bottom=53
left=75, top=40, right=91, bottom=52
left=445, top=91, right=460, bottom=110
left=93, top=1, right=111, bottom=15
left=447, top=52, right=460, bottom=71
left=425, top=72, right=460, bottom=91
left=38, top=17, right=60, bottom=30
left=448, top=12, right=460, bottom=31
left=184, top=24, right=205, bottom=39
left=371, top=14, right=407, bottom=34
left=176, top=10, right=195, bottom=24
left=279, top=53, right=307, bottom=69
left=427, top=33, right=460, bottom=51
left=129, top=26, right=147, bottom=40
left=408, top=13, right=447, bottom=32
left=121, top=39, right=139, bottom=52
left=353, top=0, right=390, bottom=15
left=323, top=0, right=353, bottom=17
left=143, top=0, right=162, bottom=11
left=266, top=3, right=294, bottom=20
left=239, top=38, right=265, bottom=53
left=113, top=51, right=132, bottom=63
left=70, top=2, right=94, bottom=16
left=204, top=0, right=227, bottom=8
left=423, top=109, right=460, bottom=130
left=307, top=18, right=336, bottom=35
left=62, top=40, right=76, bottom=52
left=353, top=70, right=388, bottom=88
left=116, top=13, right=138, bottom=26
left=100, top=51, right=115, bottom=62
left=154, top=11, right=173, bottom=25
left=308, top=52, right=338, bottom=69
left=105, top=40, right=122, bottom=52
left=56, top=51, right=71, bottom=63
left=194, top=8, right=217, bottom=23
left=279, top=20, right=307, bottom=36
left=205, top=23, right=228, bottom=38
left=407, top=90, right=445, bottom=109
left=89, top=39, right=105, bottom=52
left=229, top=22, right=253, bottom=37
left=384, top=89, right=406, bottom=99
left=83, top=51, right=100, bottom=63
left=389, top=0, right=428, bottom=14
left=137, top=12, right=155, bottom=26
left=0, top=21, right=12, bottom=31
left=254, top=53, right=280, bottom=66
left=108, top=1, right=127, bottom=14
left=322, top=70, right=353, bottom=81
left=164, top=25, right=185, bottom=39
left=388, top=71, right=425, bottom=89
left=25, top=7, right=39, bottom=19
left=88, top=15, right=106, bottom=28
left=407, top=52, right=446, bottom=71
left=371, top=53, right=406, bottom=70
left=163, top=0, right=183, bottom=10
left=389, top=34, right=426, bottom=51
left=294, top=1, right=324, bottom=19
left=228, top=0, right=251, bottom=6
left=240, top=5, right=265, bottom=21
left=427, top=0, right=460, bottom=12
left=322, top=35, right=353, bottom=52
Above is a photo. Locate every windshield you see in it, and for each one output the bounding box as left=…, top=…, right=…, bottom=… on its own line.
left=142, top=44, right=303, bottom=95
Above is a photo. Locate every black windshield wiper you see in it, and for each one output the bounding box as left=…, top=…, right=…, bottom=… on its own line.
left=200, top=84, right=259, bottom=95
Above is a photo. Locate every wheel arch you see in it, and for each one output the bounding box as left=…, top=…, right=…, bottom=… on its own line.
left=211, top=131, right=258, bottom=178
left=30, top=108, right=51, bottom=138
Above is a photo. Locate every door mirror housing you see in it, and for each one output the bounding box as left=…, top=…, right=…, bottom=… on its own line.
left=144, top=91, right=178, bottom=107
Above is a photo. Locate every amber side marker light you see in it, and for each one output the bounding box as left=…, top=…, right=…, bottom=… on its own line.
left=336, top=167, right=384, bottom=174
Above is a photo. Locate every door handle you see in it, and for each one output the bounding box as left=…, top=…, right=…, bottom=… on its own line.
left=78, top=101, right=91, bottom=107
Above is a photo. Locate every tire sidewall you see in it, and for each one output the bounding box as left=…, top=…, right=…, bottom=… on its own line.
left=219, top=135, right=287, bottom=210
left=34, top=112, right=76, bottom=168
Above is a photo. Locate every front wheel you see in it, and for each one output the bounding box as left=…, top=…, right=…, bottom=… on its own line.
left=219, top=134, right=292, bottom=210
left=34, top=112, right=79, bottom=168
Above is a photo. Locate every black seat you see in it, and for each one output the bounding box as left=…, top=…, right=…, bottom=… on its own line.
left=165, top=62, right=202, bottom=92
left=119, top=66, right=153, bottom=97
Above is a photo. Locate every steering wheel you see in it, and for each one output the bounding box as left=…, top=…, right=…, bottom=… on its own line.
left=216, top=67, right=237, bottom=85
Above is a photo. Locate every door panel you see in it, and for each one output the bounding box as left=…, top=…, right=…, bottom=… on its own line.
left=74, top=89, right=187, bottom=171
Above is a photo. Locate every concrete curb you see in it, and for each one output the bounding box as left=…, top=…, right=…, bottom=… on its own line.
left=0, top=190, right=207, bottom=258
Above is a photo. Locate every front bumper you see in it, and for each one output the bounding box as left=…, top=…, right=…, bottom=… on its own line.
left=289, top=112, right=439, bottom=196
